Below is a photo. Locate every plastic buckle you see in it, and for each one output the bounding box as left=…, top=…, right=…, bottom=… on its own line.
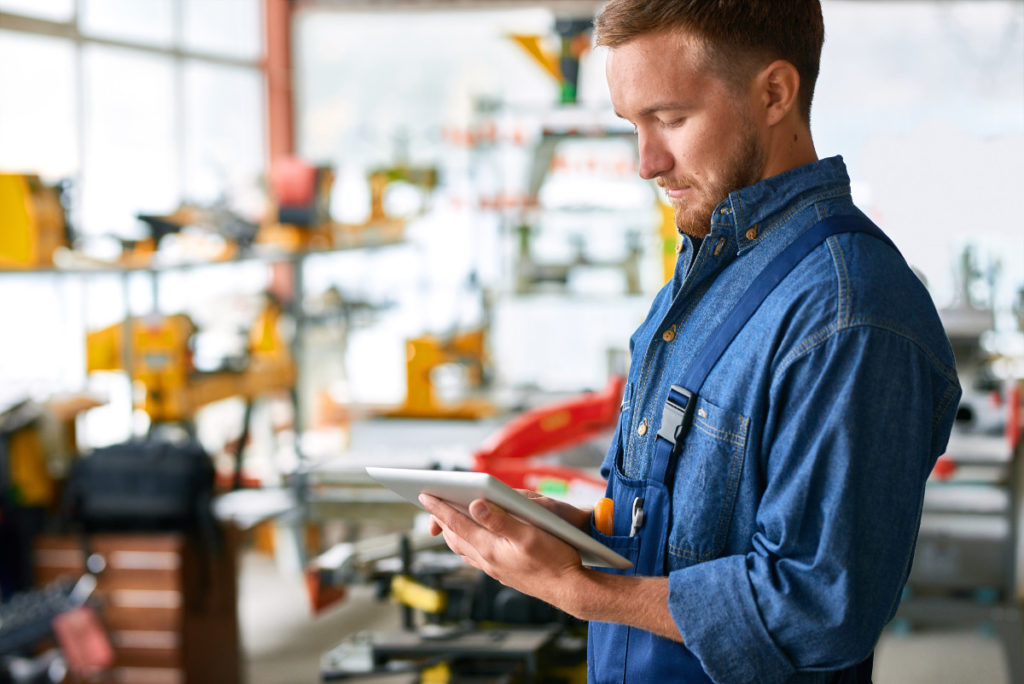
left=657, top=385, right=695, bottom=447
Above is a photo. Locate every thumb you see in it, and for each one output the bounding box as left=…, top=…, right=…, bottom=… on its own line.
left=468, top=499, right=514, bottom=533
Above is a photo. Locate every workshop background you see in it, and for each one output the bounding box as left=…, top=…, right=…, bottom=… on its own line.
left=0, top=1, right=1022, bottom=683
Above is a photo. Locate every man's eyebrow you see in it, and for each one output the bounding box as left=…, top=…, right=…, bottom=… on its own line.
left=614, top=103, right=691, bottom=120
left=639, top=103, right=691, bottom=116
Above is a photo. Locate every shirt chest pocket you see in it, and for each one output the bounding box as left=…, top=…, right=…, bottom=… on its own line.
left=667, top=394, right=750, bottom=569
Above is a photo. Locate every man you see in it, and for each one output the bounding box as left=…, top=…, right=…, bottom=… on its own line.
left=421, top=1, right=960, bottom=681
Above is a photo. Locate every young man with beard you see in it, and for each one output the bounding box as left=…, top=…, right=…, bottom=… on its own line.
left=421, top=1, right=961, bottom=681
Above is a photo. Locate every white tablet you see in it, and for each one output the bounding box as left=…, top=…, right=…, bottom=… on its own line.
left=365, top=467, right=632, bottom=570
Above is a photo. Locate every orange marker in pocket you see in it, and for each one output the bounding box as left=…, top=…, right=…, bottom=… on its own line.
left=594, top=497, right=614, bottom=536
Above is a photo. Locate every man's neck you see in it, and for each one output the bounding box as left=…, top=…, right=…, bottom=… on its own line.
left=761, top=121, right=818, bottom=181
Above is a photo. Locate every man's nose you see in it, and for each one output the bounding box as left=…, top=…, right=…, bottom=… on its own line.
left=637, top=130, right=672, bottom=180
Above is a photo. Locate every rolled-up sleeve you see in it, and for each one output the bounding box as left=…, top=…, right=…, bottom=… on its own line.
left=667, top=325, right=960, bottom=683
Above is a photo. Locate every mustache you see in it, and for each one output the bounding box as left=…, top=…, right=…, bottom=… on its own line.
left=656, top=177, right=694, bottom=191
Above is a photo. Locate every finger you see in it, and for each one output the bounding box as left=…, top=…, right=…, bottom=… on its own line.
left=468, top=499, right=532, bottom=540
left=440, top=528, right=482, bottom=564
left=420, top=494, right=496, bottom=559
left=418, top=493, right=466, bottom=529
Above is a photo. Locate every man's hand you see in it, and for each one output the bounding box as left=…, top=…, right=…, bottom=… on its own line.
left=419, top=491, right=682, bottom=642
left=419, top=493, right=586, bottom=611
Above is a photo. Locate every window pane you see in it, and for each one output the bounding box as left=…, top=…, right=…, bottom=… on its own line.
left=81, top=44, right=178, bottom=238
left=79, top=0, right=174, bottom=48
left=0, top=31, right=78, bottom=179
left=182, top=0, right=262, bottom=60
left=0, top=277, right=85, bottom=401
left=183, top=60, right=265, bottom=211
left=0, top=0, right=73, bottom=22
left=294, top=8, right=556, bottom=165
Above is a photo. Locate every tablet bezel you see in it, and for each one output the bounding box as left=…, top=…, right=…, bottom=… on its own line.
left=365, top=466, right=632, bottom=570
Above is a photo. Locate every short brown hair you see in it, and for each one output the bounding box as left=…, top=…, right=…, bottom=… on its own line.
left=594, top=0, right=824, bottom=122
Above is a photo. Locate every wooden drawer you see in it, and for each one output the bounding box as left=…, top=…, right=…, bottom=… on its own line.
left=102, top=605, right=180, bottom=632
left=35, top=533, right=240, bottom=684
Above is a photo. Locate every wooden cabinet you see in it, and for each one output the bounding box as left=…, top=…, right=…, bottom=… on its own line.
left=34, top=532, right=240, bottom=684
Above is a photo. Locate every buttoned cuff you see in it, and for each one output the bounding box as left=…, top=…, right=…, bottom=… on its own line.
left=668, top=555, right=795, bottom=684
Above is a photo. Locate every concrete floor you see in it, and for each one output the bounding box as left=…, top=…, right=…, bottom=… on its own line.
left=238, top=550, right=1011, bottom=684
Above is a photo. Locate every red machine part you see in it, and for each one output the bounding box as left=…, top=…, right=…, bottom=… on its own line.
left=1006, top=381, right=1021, bottom=450
left=473, top=375, right=625, bottom=490
left=931, top=455, right=956, bottom=481
left=305, top=568, right=348, bottom=615
left=269, top=156, right=317, bottom=206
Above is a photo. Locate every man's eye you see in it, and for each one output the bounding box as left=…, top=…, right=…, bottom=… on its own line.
left=662, top=118, right=684, bottom=128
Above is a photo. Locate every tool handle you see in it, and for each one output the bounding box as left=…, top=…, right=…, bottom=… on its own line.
left=594, top=497, right=614, bottom=536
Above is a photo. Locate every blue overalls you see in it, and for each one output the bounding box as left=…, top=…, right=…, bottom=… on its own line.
left=588, top=215, right=892, bottom=683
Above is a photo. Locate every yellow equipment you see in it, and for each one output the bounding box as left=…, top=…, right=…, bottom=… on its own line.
left=385, top=329, right=496, bottom=420
left=390, top=575, right=448, bottom=615
left=366, top=164, right=438, bottom=224
left=86, top=301, right=295, bottom=424
left=0, top=173, right=66, bottom=269
left=658, top=196, right=681, bottom=283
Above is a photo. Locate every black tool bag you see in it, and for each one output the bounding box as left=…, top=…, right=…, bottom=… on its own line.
left=64, top=439, right=219, bottom=549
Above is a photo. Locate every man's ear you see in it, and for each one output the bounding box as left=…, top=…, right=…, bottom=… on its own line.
left=756, top=60, right=801, bottom=127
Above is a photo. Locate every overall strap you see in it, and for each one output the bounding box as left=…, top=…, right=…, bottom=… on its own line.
left=650, top=213, right=897, bottom=483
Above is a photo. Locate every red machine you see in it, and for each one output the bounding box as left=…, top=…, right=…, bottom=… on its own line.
left=473, top=375, right=625, bottom=491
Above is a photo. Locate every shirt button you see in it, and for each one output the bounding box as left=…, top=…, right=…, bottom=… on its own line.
left=662, top=329, right=675, bottom=342
left=745, top=226, right=758, bottom=241
left=637, top=419, right=648, bottom=437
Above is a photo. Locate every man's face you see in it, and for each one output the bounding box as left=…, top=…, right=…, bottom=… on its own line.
left=606, top=31, right=767, bottom=238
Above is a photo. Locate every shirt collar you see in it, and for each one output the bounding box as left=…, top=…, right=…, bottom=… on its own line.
left=710, top=156, right=851, bottom=253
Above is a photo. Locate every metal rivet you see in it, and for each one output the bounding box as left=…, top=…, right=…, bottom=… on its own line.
left=713, top=238, right=725, bottom=256
left=720, top=207, right=732, bottom=215
left=637, top=419, right=648, bottom=437
left=697, top=408, right=707, bottom=419
left=674, top=241, right=683, bottom=254
left=745, top=226, right=758, bottom=241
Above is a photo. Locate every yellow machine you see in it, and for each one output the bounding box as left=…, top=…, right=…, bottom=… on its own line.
left=385, top=328, right=496, bottom=420
left=658, top=196, right=681, bottom=283
left=0, top=173, right=67, bottom=269
left=366, top=164, right=438, bottom=225
left=86, top=301, right=295, bottom=424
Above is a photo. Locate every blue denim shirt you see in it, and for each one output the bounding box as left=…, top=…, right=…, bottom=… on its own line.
left=600, top=156, right=961, bottom=683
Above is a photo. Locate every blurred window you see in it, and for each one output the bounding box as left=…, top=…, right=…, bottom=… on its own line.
left=0, top=0, right=73, bottom=21
left=0, top=30, right=78, bottom=178
left=183, top=60, right=265, bottom=207
left=182, top=0, right=262, bottom=60
left=79, top=0, right=175, bottom=47
left=81, top=44, right=179, bottom=238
